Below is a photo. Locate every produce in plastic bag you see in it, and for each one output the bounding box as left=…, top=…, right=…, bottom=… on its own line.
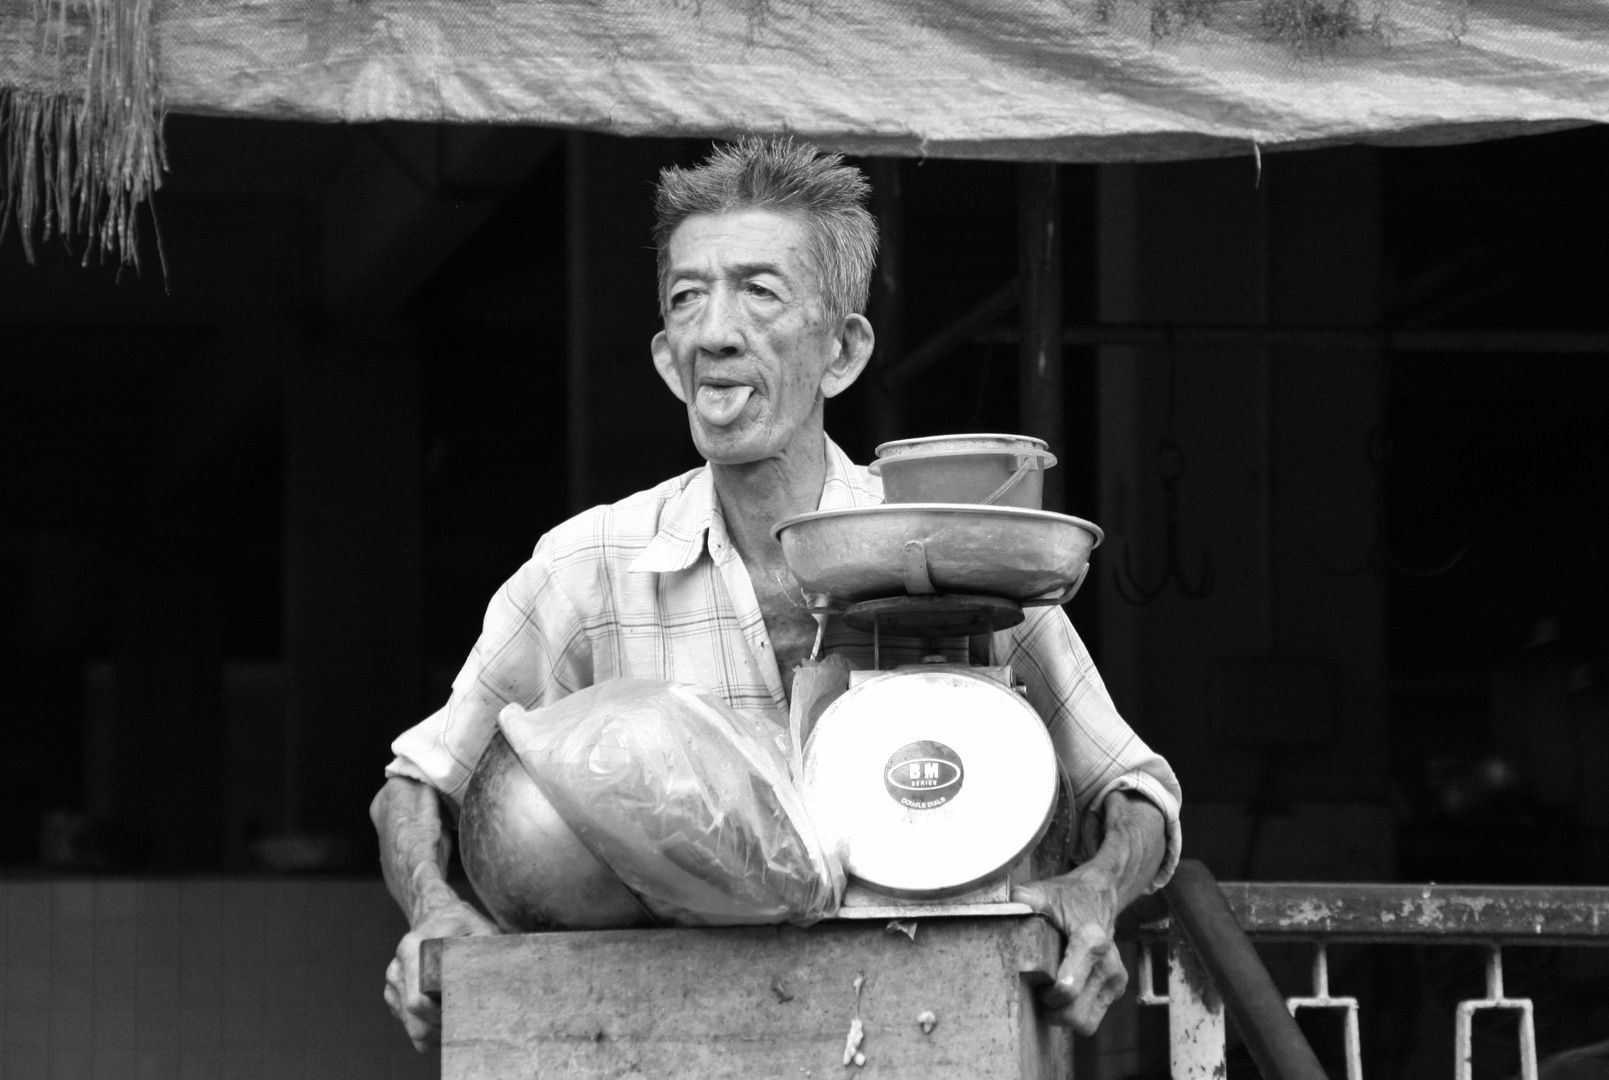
left=493, top=679, right=845, bottom=927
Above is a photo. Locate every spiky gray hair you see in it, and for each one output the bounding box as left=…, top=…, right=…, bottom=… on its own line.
left=652, top=136, right=879, bottom=325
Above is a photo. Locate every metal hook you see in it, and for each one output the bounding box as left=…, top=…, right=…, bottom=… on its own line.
left=1115, top=435, right=1216, bottom=605
left=1115, top=333, right=1215, bottom=605
left=1312, top=420, right=1470, bottom=581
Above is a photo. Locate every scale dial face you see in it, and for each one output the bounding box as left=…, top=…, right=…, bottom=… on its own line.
left=802, top=669, right=1060, bottom=898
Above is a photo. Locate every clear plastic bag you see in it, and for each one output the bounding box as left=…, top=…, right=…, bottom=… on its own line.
left=497, top=679, right=845, bottom=927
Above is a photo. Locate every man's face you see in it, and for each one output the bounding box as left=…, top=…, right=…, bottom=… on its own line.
left=651, top=209, right=871, bottom=467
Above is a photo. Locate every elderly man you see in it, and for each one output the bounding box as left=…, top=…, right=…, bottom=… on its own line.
left=372, top=136, right=1182, bottom=1051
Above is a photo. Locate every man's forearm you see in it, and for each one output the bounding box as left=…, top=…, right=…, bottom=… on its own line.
left=371, top=776, right=463, bottom=928
left=375, top=776, right=498, bottom=1050
left=1072, top=789, right=1168, bottom=921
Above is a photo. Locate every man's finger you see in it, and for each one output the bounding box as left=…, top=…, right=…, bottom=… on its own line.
left=385, top=958, right=407, bottom=1017
left=1043, top=943, right=1127, bottom=1035
left=1042, top=923, right=1109, bottom=1008
left=398, top=930, right=422, bottom=988
left=408, top=991, right=442, bottom=1027
left=408, top=986, right=442, bottom=1027
left=398, top=940, right=442, bottom=1028
left=399, top=988, right=441, bottom=1051
left=1068, top=949, right=1128, bottom=1035
left=1039, top=929, right=1129, bottom=1034
left=386, top=969, right=434, bottom=1050
left=404, top=1011, right=439, bottom=1052
left=387, top=936, right=443, bottom=1050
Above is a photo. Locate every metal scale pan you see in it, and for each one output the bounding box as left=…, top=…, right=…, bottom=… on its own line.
left=773, top=502, right=1101, bottom=606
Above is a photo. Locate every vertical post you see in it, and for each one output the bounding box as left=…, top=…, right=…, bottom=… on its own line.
left=1019, top=163, right=1064, bottom=512
left=866, top=158, right=905, bottom=448
left=1286, top=943, right=1363, bottom=1080
left=1164, top=861, right=1327, bottom=1080
left=1456, top=946, right=1538, bottom=1080
left=1167, top=923, right=1227, bottom=1080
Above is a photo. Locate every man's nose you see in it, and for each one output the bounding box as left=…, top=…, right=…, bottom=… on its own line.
left=694, top=287, right=744, bottom=355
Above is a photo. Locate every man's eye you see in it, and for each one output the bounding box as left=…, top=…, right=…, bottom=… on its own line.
left=745, top=282, right=777, bottom=299
left=669, top=288, right=698, bottom=307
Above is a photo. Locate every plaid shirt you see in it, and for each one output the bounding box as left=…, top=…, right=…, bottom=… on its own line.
left=387, top=435, right=1181, bottom=887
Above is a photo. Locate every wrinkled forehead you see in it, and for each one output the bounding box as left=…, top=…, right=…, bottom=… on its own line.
left=663, top=208, right=824, bottom=292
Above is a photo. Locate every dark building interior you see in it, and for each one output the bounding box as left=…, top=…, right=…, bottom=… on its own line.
left=1, top=119, right=1606, bottom=1077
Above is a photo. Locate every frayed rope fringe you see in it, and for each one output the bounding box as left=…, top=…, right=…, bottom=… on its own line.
left=0, top=0, right=166, bottom=271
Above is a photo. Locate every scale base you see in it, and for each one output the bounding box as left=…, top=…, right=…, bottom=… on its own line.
left=841, top=592, right=1025, bottom=639
left=830, top=859, right=1036, bottom=920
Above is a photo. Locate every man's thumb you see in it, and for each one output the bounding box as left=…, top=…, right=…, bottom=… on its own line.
left=1011, top=882, right=1049, bottom=912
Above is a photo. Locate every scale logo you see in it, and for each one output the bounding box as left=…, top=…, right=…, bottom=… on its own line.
left=884, top=740, right=964, bottom=810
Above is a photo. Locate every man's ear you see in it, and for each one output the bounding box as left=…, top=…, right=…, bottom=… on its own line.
left=820, top=313, right=875, bottom=400
left=651, top=331, right=688, bottom=403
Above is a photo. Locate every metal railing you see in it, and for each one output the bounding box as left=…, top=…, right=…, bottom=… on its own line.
left=1144, top=860, right=1609, bottom=1080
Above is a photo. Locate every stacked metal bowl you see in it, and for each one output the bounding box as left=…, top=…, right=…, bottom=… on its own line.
left=774, top=433, right=1102, bottom=605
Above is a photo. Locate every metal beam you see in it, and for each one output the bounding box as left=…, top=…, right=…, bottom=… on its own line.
left=1217, top=881, right=1609, bottom=944
left=1018, top=164, right=1063, bottom=512
left=982, top=323, right=1609, bottom=354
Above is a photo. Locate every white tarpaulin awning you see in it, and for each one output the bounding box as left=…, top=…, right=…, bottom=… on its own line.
left=3, top=0, right=1607, bottom=159
left=2, top=0, right=1605, bottom=264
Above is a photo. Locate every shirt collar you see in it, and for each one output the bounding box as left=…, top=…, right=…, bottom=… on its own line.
left=629, top=433, right=882, bottom=574
left=820, top=432, right=883, bottom=510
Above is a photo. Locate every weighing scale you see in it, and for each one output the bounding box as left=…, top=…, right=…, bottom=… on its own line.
left=773, top=499, right=1104, bottom=919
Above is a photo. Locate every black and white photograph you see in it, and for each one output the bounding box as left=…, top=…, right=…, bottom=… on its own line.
left=1, top=2, right=1607, bottom=1077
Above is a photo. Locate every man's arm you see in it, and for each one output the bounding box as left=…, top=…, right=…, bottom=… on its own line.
left=371, top=776, right=498, bottom=1051
left=1011, top=789, right=1167, bottom=1035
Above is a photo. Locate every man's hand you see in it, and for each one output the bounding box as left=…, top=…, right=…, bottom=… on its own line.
left=383, top=897, right=499, bottom=1051
left=372, top=776, right=501, bottom=1051
left=1012, top=867, right=1126, bottom=1034
left=1010, top=789, right=1168, bottom=1036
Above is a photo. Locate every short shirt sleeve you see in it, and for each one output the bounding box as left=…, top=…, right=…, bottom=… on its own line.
left=998, top=605, right=1182, bottom=890
left=385, top=536, right=593, bottom=809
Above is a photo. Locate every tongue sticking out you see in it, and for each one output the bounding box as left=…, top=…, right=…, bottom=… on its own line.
left=696, top=384, right=754, bottom=428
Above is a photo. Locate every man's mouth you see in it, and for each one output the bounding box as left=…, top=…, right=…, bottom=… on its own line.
left=695, top=382, right=755, bottom=428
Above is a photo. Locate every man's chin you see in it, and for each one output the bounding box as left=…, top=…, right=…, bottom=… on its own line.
left=690, top=428, right=769, bottom=468
left=689, top=415, right=764, bottom=465
left=697, top=444, right=766, bottom=468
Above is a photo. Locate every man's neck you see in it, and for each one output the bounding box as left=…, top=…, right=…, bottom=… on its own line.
left=710, top=431, right=827, bottom=569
